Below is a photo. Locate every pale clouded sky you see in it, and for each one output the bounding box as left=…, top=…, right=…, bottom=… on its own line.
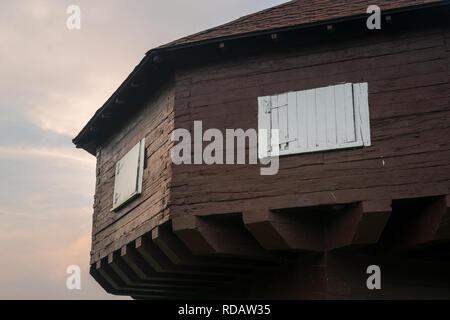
left=0, top=0, right=287, bottom=299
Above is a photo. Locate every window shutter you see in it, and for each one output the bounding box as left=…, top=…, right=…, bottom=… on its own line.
left=276, top=93, right=289, bottom=148
left=305, top=88, right=317, bottom=149
left=334, top=83, right=357, bottom=146
left=265, top=93, right=300, bottom=157
left=258, top=82, right=371, bottom=158
left=353, top=82, right=371, bottom=147
left=296, top=89, right=308, bottom=151
left=324, top=85, right=337, bottom=146
left=258, top=96, right=271, bottom=158
left=287, top=92, right=298, bottom=154
left=270, top=94, right=279, bottom=155
left=111, top=138, right=145, bottom=211
left=271, top=94, right=285, bottom=156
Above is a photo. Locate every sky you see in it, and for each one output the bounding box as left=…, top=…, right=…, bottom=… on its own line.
left=0, top=0, right=288, bottom=300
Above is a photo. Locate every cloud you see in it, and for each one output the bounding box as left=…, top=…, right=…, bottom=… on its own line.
left=0, top=0, right=288, bottom=299
left=0, top=146, right=95, bottom=167
left=0, top=226, right=125, bottom=299
left=0, top=0, right=287, bottom=137
left=0, top=121, right=69, bottom=148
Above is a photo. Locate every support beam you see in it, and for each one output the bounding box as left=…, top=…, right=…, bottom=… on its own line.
left=243, top=200, right=391, bottom=252
left=379, top=195, right=450, bottom=251
left=107, top=252, right=198, bottom=295
left=135, top=235, right=240, bottom=279
left=92, top=260, right=183, bottom=299
left=434, top=195, right=450, bottom=241
left=119, top=244, right=221, bottom=287
left=153, top=225, right=279, bottom=270
left=90, top=266, right=164, bottom=299
left=243, top=209, right=318, bottom=251
left=327, top=200, right=392, bottom=250
left=173, top=214, right=275, bottom=259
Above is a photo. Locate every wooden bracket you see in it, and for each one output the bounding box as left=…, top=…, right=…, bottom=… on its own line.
left=244, top=200, right=391, bottom=252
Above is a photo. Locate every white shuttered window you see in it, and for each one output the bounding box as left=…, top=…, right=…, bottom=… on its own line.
left=111, top=138, right=145, bottom=211
left=258, top=83, right=371, bottom=158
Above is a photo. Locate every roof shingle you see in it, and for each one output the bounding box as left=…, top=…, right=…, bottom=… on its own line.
left=161, top=0, right=444, bottom=48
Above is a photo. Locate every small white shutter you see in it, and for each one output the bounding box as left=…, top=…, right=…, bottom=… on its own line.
left=258, top=82, right=370, bottom=158
left=325, top=85, right=337, bottom=146
left=111, top=138, right=145, bottom=211
left=305, top=88, right=317, bottom=149
left=287, top=92, right=298, bottom=154
left=334, top=83, right=358, bottom=147
left=353, top=82, right=371, bottom=147
left=277, top=93, right=289, bottom=148
left=258, top=96, right=271, bottom=158
left=344, top=83, right=357, bottom=144
left=296, top=90, right=308, bottom=150
left=270, top=94, right=279, bottom=155
left=316, top=87, right=328, bottom=147
left=265, top=93, right=300, bottom=157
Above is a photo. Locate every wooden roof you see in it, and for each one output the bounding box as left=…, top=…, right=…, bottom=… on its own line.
left=161, top=0, right=443, bottom=48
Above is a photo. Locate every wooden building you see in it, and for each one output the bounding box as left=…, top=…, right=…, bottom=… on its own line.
left=73, top=0, right=450, bottom=299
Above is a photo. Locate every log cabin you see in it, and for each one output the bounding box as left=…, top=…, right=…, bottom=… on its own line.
left=73, top=0, right=450, bottom=299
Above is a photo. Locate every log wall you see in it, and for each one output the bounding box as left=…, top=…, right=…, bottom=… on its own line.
left=170, top=26, right=450, bottom=221
left=91, top=84, right=175, bottom=263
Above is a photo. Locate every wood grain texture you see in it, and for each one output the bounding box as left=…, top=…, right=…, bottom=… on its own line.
left=90, top=84, right=175, bottom=263
left=170, top=26, right=450, bottom=221
left=90, top=26, right=450, bottom=266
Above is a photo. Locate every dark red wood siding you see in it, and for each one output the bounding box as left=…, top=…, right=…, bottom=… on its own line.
left=91, top=84, right=175, bottom=263
left=170, top=26, right=450, bottom=219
